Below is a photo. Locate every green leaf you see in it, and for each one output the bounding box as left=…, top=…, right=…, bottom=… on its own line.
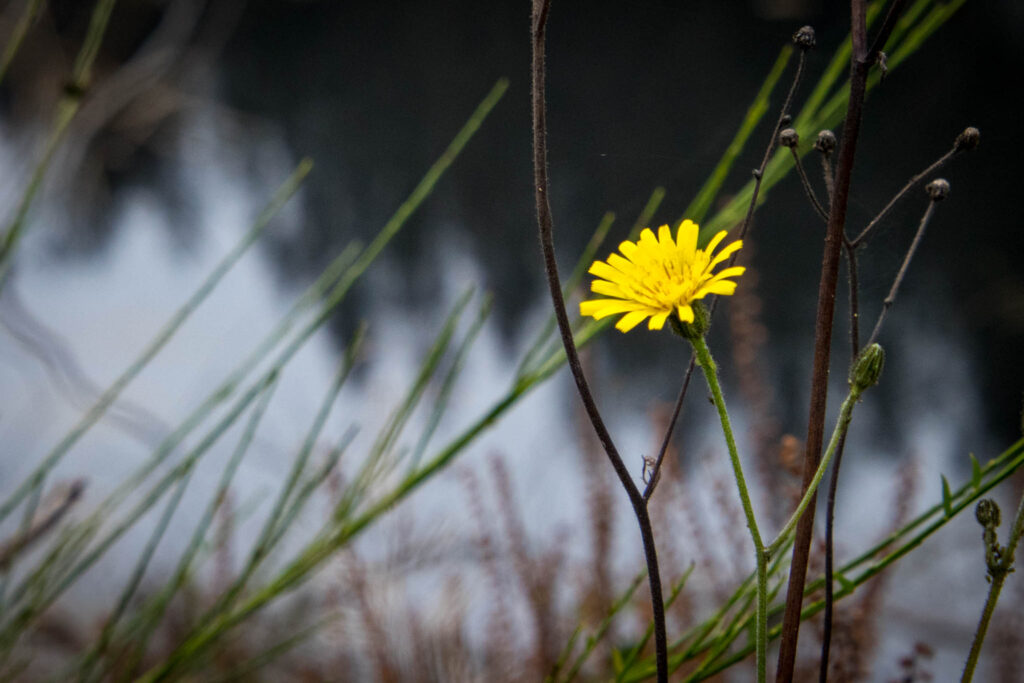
left=612, top=647, right=624, bottom=674
left=970, top=453, right=982, bottom=489
left=941, top=475, right=953, bottom=518
left=835, top=572, right=855, bottom=593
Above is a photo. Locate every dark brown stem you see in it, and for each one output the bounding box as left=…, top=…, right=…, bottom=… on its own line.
left=738, top=49, right=808, bottom=244
left=775, top=3, right=876, bottom=680
left=643, top=356, right=695, bottom=502
left=866, top=197, right=939, bottom=348
left=819, top=234, right=860, bottom=682
left=530, top=2, right=667, bottom=679
left=820, top=151, right=835, bottom=208
left=845, top=239, right=861, bottom=357
left=789, top=146, right=829, bottom=222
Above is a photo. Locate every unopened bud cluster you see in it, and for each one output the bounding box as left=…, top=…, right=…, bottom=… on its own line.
left=976, top=499, right=1001, bottom=529
left=849, top=343, right=884, bottom=393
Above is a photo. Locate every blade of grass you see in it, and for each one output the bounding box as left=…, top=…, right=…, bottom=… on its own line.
left=0, top=159, right=314, bottom=526
left=408, top=293, right=493, bottom=470
left=0, top=0, right=117, bottom=287
left=115, top=376, right=281, bottom=681
left=334, top=290, right=473, bottom=522
left=0, top=0, right=46, bottom=86
left=199, top=325, right=365, bottom=622
left=0, top=371, right=278, bottom=659
left=681, top=46, right=792, bottom=225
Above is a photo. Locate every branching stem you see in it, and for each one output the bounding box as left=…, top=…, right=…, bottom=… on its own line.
left=961, top=490, right=1024, bottom=682
left=788, top=146, right=830, bottom=222
left=530, top=2, right=667, bottom=680
left=866, top=197, right=938, bottom=348
left=776, top=1, right=908, bottom=678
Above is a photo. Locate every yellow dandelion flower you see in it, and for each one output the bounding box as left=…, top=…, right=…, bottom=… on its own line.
left=579, top=220, right=745, bottom=333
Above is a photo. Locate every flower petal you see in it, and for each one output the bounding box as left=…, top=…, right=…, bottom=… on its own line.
left=615, top=310, right=651, bottom=333
left=590, top=279, right=628, bottom=298
left=702, top=230, right=729, bottom=258
left=648, top=310, right=670, bottom=330
left=706, top=239, right=743, bottom=270
left=589, top=260, right=625, bottom=283
left=676, top=220, right=699, bottom=261
left=580, top=299, right=644, bottom=319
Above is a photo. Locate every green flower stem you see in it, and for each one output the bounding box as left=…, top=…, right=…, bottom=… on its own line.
left=767, top=382, right=864, bottom=556
left=962, top=488, right=1024, bottom=682
left=689, top=335, right=767, bottom=682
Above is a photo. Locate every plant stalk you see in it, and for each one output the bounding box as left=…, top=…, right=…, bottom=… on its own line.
left=689, top=335, right=766, bottom=681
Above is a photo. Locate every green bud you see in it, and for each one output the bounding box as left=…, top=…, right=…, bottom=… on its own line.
left=671, top=301, right=710, bottom=340
left=976, top=499, right=1001, bottom=529
left=849, top=343, right=885, bottom=392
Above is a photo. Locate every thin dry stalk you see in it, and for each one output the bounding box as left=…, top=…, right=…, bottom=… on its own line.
left=490, top=455, right=563, bottom=679
left=347, top=552, right=400, bottom=683
left=457, top=466, right=516, bottom=681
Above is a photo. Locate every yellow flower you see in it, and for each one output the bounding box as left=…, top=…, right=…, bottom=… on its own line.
left=579, top=220, right=745, bottom=333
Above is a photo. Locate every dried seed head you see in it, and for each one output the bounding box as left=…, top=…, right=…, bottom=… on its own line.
left=793, top=26, right=816, bottom=50
left=955, top=126, right=981, bottom=152
left=926, top=178, right=951, bottom=201
left=976, top=499, right=1001, bottom=529
left=778, top=128, right=799, bottom=148
left=814, top=130, right=837, bottom=154
left=779, top=114, right=793, bottom=128
left=849, top=343, right=884, bottom=392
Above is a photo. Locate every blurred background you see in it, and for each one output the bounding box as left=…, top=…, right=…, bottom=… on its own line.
left=1, top=0, right=1023, bottom=680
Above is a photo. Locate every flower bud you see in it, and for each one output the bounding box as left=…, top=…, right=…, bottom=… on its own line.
left=926, top=178, right=950, bottom=201
left=955, top=127, right=980, bottom=152
left=849, top=343, right=884, bottom=392
left=778, top=128, right=799, bottom=148
left=793, top=26, right=816, bottom=50
left=814, top=130, right=836, bottom=154
left=976, top=499, right=1001, bottom=529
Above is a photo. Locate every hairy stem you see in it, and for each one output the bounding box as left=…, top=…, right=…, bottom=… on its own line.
left=689, top=335, right=766, bottom=681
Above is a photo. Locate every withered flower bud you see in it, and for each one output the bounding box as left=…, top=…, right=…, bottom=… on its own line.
left=814, top=130, right=837, bottom=154
left=778, top=128, right=800, bottom=149
left=955, top=127, right=980, bottom=152
left=926, top=178, right=950, bottom=201
left=793, top=26, right=816, bottom=50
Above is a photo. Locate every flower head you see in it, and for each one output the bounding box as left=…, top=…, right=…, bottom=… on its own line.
left=579, top=220, right=745, bottom=333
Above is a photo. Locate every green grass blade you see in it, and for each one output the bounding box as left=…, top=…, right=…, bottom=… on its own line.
left=0, top=159, right=313, bottom=526
left=116, top=376, right=280, bottom=679
left=202, top=325, right=365, bottom=621
left=0, top=0, right=118, bottom=287
left=682, top=46, right=792, bottom=225
left=408, top=293, right=493, bottom=470
left=0, top=0, right=46, bottom=86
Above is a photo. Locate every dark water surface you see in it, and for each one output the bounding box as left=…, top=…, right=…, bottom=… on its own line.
left=213, top=0, right=1024, bottom=444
